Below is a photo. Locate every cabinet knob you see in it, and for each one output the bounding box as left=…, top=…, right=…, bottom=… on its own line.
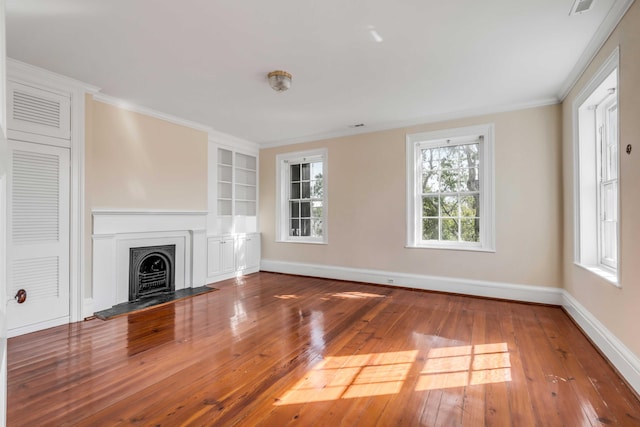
left=15, top=289, right=27, bottom=304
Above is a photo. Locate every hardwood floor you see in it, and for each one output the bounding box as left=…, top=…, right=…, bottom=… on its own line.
left=8, top=272, right=640, bottom=426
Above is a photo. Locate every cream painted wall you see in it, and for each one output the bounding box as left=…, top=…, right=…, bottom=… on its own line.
left=562, top=2, right=640, bottom=356
left=87, top=98, right=208, bottom=210
left=83, top=96, right=208, bottom=298
left=260, top=105, right=563, bottom=288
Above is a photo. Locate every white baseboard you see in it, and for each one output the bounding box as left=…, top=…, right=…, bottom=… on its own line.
left=8, top=316, right=70, bottom=338
left=206, top=266, right=260, bottom=286
left=260, top=259, right=640, bottom=395
left=260, top=259, right=563, bottom=305
left=562, top=291, right=640, bottom=395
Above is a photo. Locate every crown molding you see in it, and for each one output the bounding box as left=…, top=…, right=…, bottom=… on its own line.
left=208, top=128, right=260, bottom=152
left=92, top=93, right=212, bottom=133
left=557, top=0, right=635, bottom=101
left=259, top=97, right=559, bottom=148
left=7, top=58, right=101, bottom=94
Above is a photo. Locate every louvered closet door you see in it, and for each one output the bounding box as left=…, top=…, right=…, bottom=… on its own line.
left=7, top=140, right=70, bottom=331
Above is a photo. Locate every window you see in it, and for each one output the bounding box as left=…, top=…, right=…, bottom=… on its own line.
left=574, top=48, right=619, bottom=284
left=406, top=124, right=494, bottom=251
left=276, top=148, right=328, bottom=244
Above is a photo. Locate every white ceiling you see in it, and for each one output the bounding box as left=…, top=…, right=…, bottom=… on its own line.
left=5, top=0, right=628, bottom=145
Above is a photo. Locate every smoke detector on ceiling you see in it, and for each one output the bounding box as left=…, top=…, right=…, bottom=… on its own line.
left=570, top=0, right=596, bottom=15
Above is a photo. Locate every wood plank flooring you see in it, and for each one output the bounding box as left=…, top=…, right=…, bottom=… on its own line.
left=7, top=272, right=640, bottom=426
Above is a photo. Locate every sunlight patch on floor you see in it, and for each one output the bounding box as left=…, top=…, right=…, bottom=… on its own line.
left=274, top=350, right=417, bottom=405
left=274, top=294, right=299, bottom=299
left=330, top=291, right=386, bottom=299
left=415, top=342, right=512, bottom=391
left=275, top=343, right=512, bottom=406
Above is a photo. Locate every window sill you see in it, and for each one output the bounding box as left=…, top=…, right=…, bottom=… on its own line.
left=405, top=244, right=495, bottom=253
left=276, top=239, right=328, bottom=245
left=575, top=263, right=620, bottom=287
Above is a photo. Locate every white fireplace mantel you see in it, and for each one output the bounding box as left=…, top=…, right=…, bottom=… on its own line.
left=91, top=210, right=208, bottom=314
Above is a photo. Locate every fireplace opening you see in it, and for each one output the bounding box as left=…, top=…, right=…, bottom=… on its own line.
left=129, top=245, right=176, bottom=301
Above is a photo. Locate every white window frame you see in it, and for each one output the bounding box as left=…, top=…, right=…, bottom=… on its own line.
left=276, top=148, right=328, bottom=244
left=573, top=48, right=620, bottom=286
left=406, top=124, right=495, bottom=251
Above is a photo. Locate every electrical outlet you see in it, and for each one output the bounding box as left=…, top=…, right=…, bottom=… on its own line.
left=387, top=279, right=394, bottom=284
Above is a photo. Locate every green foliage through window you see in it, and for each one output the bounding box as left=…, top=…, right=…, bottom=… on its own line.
left=420, top=142, right=480, bottom=243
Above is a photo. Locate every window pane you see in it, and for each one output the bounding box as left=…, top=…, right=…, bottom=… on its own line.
left=603, top=221, right=617, bottom=261
left=422, top=196, right=439, bottom=217
left=422, top=148, right=439, bottom=169
left=301, top=219, right=311, bottom=236
left=290, top=219, right=299, bottom=236
left=608, top=106, right=618, bottom=179
left=461, top=218, right=480, bottom=242
left=441, top=218, right=459, bottom=241
left=290, top=201, right=300, bottom=218
left=459, top=168, right=479, bottom=192
left=311, top=162, right=323, bottom=180
left=460, top=143, right=479, bottom=168
left=607, top=145, right=618, bottom=180
left=312, top=201, right=323, bottom=218
left=422, top=171, right=440, bottom=193
left=440, top=169, right=458, bottom=192
left=300, top=202, right=311, bottom=218
left=290, top=182, right=300, bottom=199
left=602, top=182, right=617, bottom=220
left=301, top=182, right=311, bottom=199
left=422, top=218, right=439, bottom=240
left=312, top=219, right=323, bottom=237
left=441, top=196, right=459, bottom=217
left=439, top=146, right=459, bottom=169
left=291, top=164, right=300, bottom=181
left=461, top=195, right=479, bottom=217
left=311, top=179, right=323, bottom=198
left=301, top=163, right=310, bottom=180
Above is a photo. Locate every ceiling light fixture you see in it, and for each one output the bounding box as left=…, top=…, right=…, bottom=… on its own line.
left=268, top=70, right=292, bottom=92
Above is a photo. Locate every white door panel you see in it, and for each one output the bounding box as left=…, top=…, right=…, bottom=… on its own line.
left=7, top=140, right=70, bottom=331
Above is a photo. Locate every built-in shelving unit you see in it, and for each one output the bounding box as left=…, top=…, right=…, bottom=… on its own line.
left=216, top=148, right=257, bottom=217
left=234, top=152, right=257, bottom=216
left=217, top=148, right=233, bottom=216
left=208, top=140, right=260, bottom=284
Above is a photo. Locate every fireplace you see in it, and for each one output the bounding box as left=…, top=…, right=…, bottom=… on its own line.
left=129, top=245, right=176, bottom=301
left=91, top=210, right=207, bottom=314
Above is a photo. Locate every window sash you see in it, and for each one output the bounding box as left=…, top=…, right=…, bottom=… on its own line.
left=276, top=149, right=327, bottom=244
left=416, top=139, right=483, bottom=246
left=287, top=160, right=323, bottom=238
left=597, top=97, right=618, bottom=270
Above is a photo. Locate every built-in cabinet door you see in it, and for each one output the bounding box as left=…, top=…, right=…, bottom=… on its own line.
left=236, top=234, right=260, bottom=271
left=207, top=238, right=222, bottom=277
left=7, top=140, right=70, bottom=332
left=207, top=237, right=235, bottom=277
left=221, top=238, right=235, bottom=273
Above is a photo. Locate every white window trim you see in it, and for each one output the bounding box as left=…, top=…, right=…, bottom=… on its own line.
left=406, top=124, right=495, bottom=252
left=276, top=148, right=328, bottom=244
left=572, top=47, right=620, bottom=286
